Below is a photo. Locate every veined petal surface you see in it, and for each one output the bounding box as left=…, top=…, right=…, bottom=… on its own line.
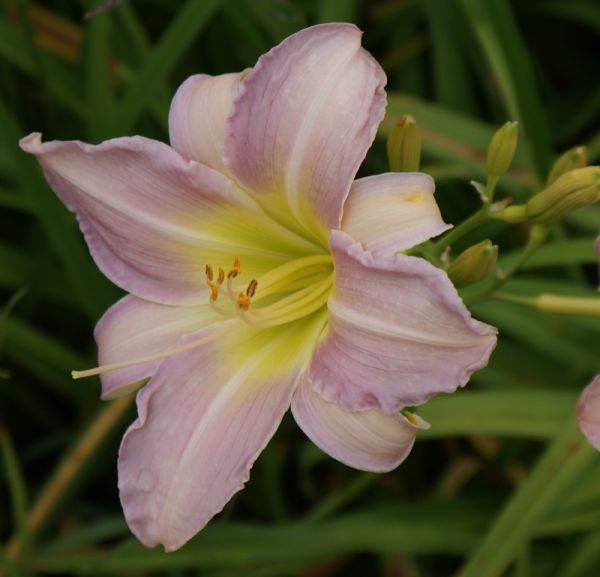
left=224, top=23, right=386, bottom=239
left=169, top=73, right=241, bottom=173
left=577, top=375, right=600, bottom=451
left=341, top=173, right=451, bottom=255
left=118, top=313, right=326, bottom=551
left=310, top=231, right=497, bottom=414
left=20, top=133, right=317, bottom=305
left=292, top=375, right=428, bottom=472
left=95, top=295, right=219, bottom=399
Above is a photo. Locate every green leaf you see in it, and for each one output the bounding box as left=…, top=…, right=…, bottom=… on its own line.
left=419, top=390, right=577, bottom=440
left=0, top=426, right=28, bottom=545
left=0, top=16, right=84, bottom=117
left=316, top=0, right=359, bottom=23
left=1, top=316, right=92, bottom=403
left=456, top=421, right=596, bottom=577
left=500, top=238, right=599, bottom=270
left=471, top=300, right=600, bottom=372
left=419, top=0, right=477, bottom=113
left=23, top=513, right=482, bottom=572
left=113, top=0, right=224, bottom=133
left=458, top=0, right=552, bottom=180
left=0, top=96, right=119, bottom=320
left=541, top=0, right=600, bottom=33
left=556, top=530, right=600, bottom=577
left=84, top=7, right=114, bottom=141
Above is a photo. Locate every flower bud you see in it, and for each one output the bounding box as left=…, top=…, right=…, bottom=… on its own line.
left=447, top=240, right=498, bottom=288
left=387, top=115, right=421, bottom=172
left=526, top=166, right=600, bottom=223
left=486, top=121, right=519, bottom=177
left=547, top=146, right=588, bottom=184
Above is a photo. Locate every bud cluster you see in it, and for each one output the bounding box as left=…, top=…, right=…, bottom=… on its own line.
left=526, top=167, right=600, bottom=224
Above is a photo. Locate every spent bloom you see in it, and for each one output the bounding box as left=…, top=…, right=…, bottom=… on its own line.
left=21, top=24, right=496, bottom=551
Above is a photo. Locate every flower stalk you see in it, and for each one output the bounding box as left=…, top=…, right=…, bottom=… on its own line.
left=495, top=292, right=600, bottom=317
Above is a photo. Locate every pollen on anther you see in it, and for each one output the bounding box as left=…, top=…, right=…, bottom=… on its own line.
left=208, top=282, right=219, bottom=301
left=237, top=292, right=251, bottom=310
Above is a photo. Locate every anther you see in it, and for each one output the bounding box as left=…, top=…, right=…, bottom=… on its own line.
left=208, top=282, right=219, bottom=301
left=217, top=268, right=225, bottom=285
left=246, top=279, right=258, bottom=298
left=237, top=293, right=251, bottom=310
left=227, top=256, right=241, bottom=279
left=205, top=264, right=213, bottom=282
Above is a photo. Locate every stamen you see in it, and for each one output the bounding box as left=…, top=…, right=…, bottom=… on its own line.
left=246, top=279, right=258, bottom=298
left=210, top=297, right=233, bottom=317
left=71, top=333, right=213, bottom=380
left=238, top=293, right=251, bottom=310
left=240, top=273, right=333, bottom=328
left=203, top=254, right=334, bottom=328
left=226, top=272, right=237, bottom=302
left=255, top=254, right=331, bottom=291
left=227, top=256, right=241, bottom=279
left=208, top=282, right=219, bottom=301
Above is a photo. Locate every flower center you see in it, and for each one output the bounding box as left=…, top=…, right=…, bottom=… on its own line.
left=205, top=254, right=334, bottom=328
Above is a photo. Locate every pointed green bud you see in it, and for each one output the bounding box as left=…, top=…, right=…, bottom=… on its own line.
left=387, top=115, right=421, bottom=172
left=547, top=146, right=588, bottom=184
left=526, top=166, right=600, bottom=223
left=486, top=121, right=519, bottom=177
left=447, top=240, right=498, bottom=288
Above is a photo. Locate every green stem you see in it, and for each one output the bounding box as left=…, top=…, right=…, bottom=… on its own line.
left=503, top=225, right=549, bottom=279
left=484, top=174, right=500, bottom=206
left=429, top=174, right=503, bottom=257
left=430, top=206, right=490, bottom=256
left=466, top=224, right=550, bottom=303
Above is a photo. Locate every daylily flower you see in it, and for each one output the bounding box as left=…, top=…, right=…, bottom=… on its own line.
left=21, top=23, right=497, bottom=551
left=577, top=375, right=600, bottom=450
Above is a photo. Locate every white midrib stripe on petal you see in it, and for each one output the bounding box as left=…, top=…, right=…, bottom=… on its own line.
left=284, top=47, right=358, bottom=230
left=62, top=172, right=311, bottom=261
left=328, top=299, right=494, bottom=348
left=156, top=328, right=301, bottom=537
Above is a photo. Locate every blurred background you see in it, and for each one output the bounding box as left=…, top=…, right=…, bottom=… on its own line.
left=1, top=0, right=599, bottom=575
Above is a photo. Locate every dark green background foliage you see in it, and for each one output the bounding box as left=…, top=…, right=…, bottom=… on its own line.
left=1, top=1, right=599, bottom=575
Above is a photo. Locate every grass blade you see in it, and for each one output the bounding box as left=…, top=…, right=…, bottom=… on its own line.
left=0, top=426, right=28, bottom=547
left=459, top=0, right=552, bottom=180
left=113, top=0, right=224, bottom=133
left=0, top=95, right=119, bottom=320
left=456, top=420, right=596, bottom=577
